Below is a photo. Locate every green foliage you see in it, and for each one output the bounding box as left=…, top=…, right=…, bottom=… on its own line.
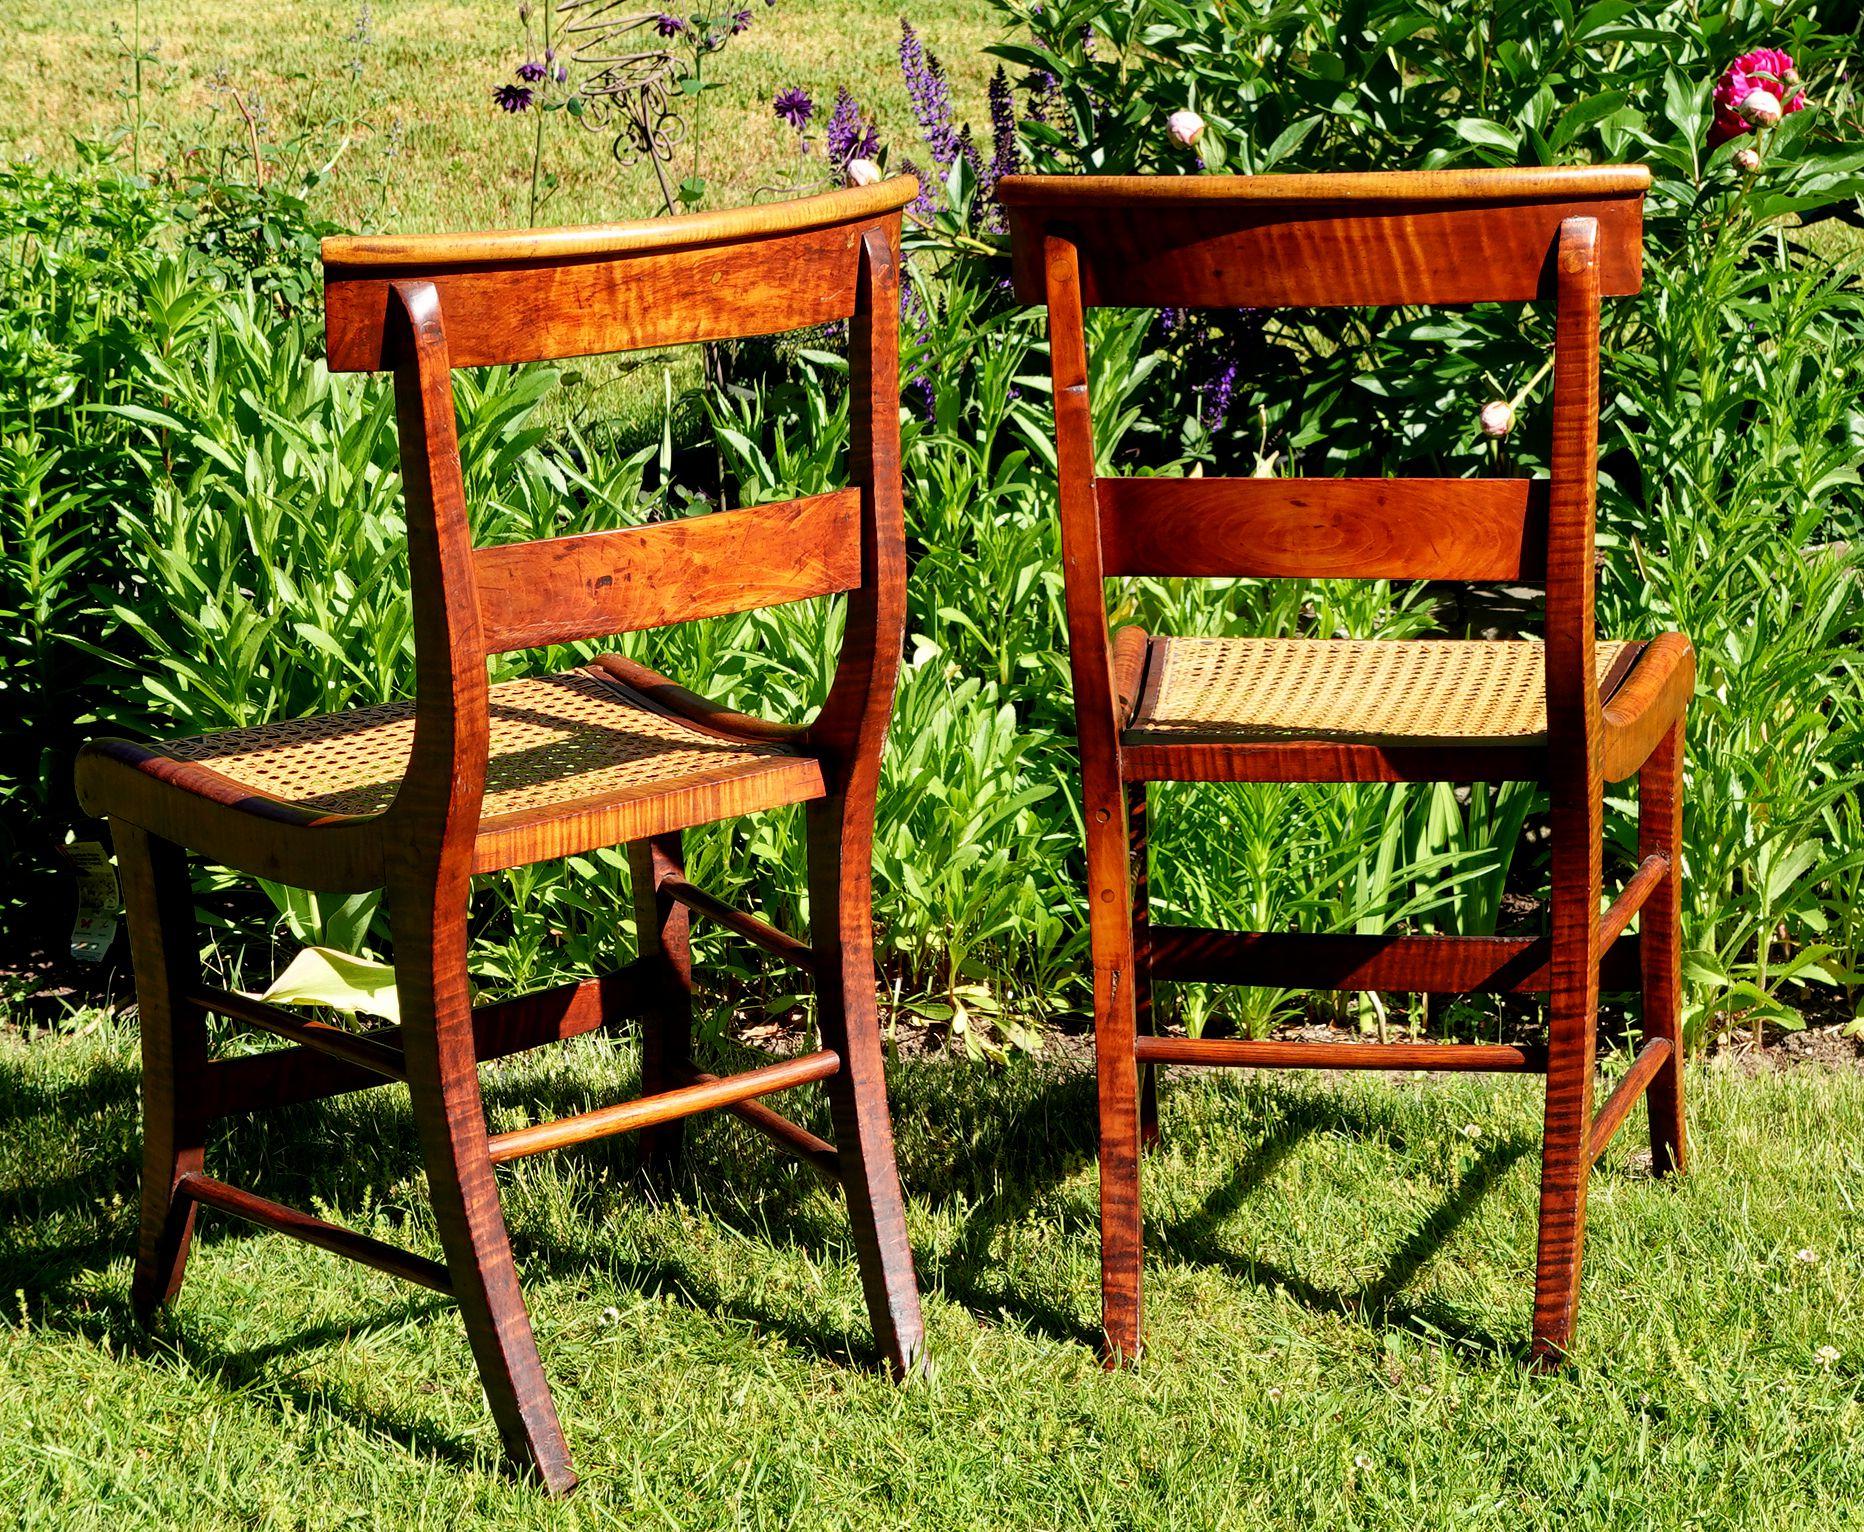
left=4, top=0, right=1863, bottom=1048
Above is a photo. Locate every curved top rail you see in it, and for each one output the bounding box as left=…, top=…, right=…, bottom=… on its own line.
left=322, top=177, right=919, bottom=271
left=997, top=165, right=1649, bottom=209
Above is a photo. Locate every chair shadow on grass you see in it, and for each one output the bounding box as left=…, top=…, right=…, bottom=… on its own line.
left=2, top=1032, right=1538, bottom=1476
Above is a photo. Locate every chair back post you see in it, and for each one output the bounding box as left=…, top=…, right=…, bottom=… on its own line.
left=1039, top=227, right=1125, bottom=797
left=383, top=280, right=489, bottom=857
left=807, top=224, right=907, bottom=789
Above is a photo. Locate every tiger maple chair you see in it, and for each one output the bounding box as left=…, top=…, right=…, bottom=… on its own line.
left=75, top=180, right=925, bottom=1494
left=999, top=166, right=1694, bottom=1368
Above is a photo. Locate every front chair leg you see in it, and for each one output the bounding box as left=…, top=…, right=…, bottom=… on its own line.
left=1129, top=783, right=1160, bottom=1151
left=1638, top=718, right=1688, bottom=1177
left=629, top=831, right=694, bottom=1180
left=806, top=796, right=925, bottom=1377
left=115, top=822, right=209, bottom=1321
left=1089, top=789, right=1144, bottom=1365
left=391, top=875, right=577, bottom=1496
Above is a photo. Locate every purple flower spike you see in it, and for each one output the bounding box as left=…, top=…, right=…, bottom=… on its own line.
left=493, top=82, right=534, bottom=112
left=824, top=85, right=880, bottom=167
left=900, top=20, right=975, bottom=178
left=516, top=58, right=547, bottom=82
left=773, top=86, right=814, bottom=131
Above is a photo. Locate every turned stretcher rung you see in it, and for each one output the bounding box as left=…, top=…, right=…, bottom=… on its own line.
left=668, top=1063, right=842, bottom=1184
left=1598, top=853, right=1669, bottom=953
left=486, top=1048, right=840, bottom=1164
left=177, top=1173, right=452, bottom=1293
left=190, top=987, right=408, bottom=1081
left=661, top=878, right=814, bottom=970
left=1586, top=1037, right=1674, bottom=1166
left=1146, top=928, right=1641, bottom=994
left=1133, top=1034, right=1548, bottom=1072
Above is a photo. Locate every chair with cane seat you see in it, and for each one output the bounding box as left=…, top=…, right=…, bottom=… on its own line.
left=999, top=166, right=1693, bottom=1368
left=75, top=179, right=926, bottom=1494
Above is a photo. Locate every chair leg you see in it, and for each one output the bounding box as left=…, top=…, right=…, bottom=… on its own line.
left=1638, top=718, right=1688, bottom=1177
left=1089, top=787, right=1144, bottom=1364
left=1530, top=784, right=1602, bottom=1370
left=390, top=876, right=577, bottom=1496
left=806, top=796, right=925, bottom=1378
left=115, top=822, right=209, bottom=1322
left=1129, top=783, right=1160, bottom=1151
left=629, top=831, right=693, bottom=1179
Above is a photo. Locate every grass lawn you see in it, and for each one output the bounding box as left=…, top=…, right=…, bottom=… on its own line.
left=8, top=0, right=1003, bottom=234
left=3, top=1008, right=1861, bottom=1528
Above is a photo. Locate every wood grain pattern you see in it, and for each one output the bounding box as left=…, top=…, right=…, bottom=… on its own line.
left=662, top=876, right=814, bottom=968
left=325, top=180, right=917, bottom=370
left=1096, top=476, right=1549, bottom=581
left=486, top=1049, right=841, bottom=1164
left=1584, top=1038, right=1674, bottom=1167
left=1134, top=1036, right=1548, bottom=1073
left=80, top=185, right=923, bottom=1492
left=1148, top=927, right=1642, bottom=994
left=1015, top=172, right=1693, bottom=1373
left=177, top=1173, right=454, bottom=1294
left=1001, top=168, right=1647, bottom=308
left=1638, top=718, right=1688, bottom=1176
left=476, top=490, right=862, bottom=653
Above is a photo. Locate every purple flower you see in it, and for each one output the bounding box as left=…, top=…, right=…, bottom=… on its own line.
left=824, top=85, right=880, bottom=166
left=654, top=12, right=686, bottom=36
left=981, top=65, right=1020, bottom=217
left=493, top=82, right=534, bottom=112
left=899, top=154, right=935, bottom=217
left=729, top=7, right=752, bottom=33
left=1202, top=361, right=1238, bottom=429
left=516, top=58, right=547, bottom=82
left=899, top=20, right=975, bottom=179
left=773, top=87, right=813, bottom=131
left=546, top=46, right=568, bottom=84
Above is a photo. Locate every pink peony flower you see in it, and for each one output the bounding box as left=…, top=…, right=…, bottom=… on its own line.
left=1168, top=109, right=1205, bottom=147
left=1710, top=49, right=1809, bottom=147
left=1734, top=147, right=1761, bottom=173
left=1479, top=400, right=1515, bottom=438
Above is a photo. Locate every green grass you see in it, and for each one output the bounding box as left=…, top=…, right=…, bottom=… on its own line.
left=7, top=0, right=1003, bottom=233
left=4, top=1011, right=1861, bottom=1528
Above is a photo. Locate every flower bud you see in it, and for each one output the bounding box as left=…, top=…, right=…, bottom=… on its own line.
left=1479, top=400, right=1515, bottom=438
left=1783, top=67, right=1801, bottom=87
left=1168, top=109, right=1205, bottom=147
left=1734, top=147, right=1761, bottom=173
left=1739, top=87, right=1783, bottom=125
left=845, top=157, right=882, bottom=187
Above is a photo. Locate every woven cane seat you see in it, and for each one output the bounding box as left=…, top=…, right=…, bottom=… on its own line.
left=85, top=667, right=828, bottom=875
left=1127, top=638, right=1638, bottom=747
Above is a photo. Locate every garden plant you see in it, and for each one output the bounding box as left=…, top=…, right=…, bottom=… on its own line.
left=2, top=0, right=1863, bottom=1523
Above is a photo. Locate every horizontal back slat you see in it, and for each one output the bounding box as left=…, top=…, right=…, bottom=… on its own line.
left=323, top=180, right=916, bottom=370
left=475, top=490, right=863, bottom=653
left=1000, top=169, right=1646, bottom=307
left=1097, top=476, right=1550, bottom=581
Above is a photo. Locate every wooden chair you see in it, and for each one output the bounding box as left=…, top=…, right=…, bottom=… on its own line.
left=75, top=180, right=926, bottom=1494
left=999, top=167, right=1695, bottom=1368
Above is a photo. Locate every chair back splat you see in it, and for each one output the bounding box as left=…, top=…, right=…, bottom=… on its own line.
left=1001, top=166, right=1694, bottom=1373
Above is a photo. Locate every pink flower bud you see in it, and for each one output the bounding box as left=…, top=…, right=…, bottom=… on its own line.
left=1479, top=400, right=1515, bottom=438
left=1734, top=147, right=1761, bottom=173
left=1739, top=87, right=1783, bottom=125
left=845, top=158, right=882, bottom=187
left=1168, top=109, right=1205, bottom=147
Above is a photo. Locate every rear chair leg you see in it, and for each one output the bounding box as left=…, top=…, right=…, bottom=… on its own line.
left=806, top=797, right=925, bottom=1377
left=629, top=831, right=693, bottom=1179
left=1129, top=784, right=1160, bottom=1151
left=391, top=877, right=577, bottom=1496
left=1638, top=718, right=1688, bottom=1177
left=1091, top=789, right=1144, bottom=1364
left=1530, top=806, right=1601, bottom=1370
left=116, top=822, right=208, bottom=1322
